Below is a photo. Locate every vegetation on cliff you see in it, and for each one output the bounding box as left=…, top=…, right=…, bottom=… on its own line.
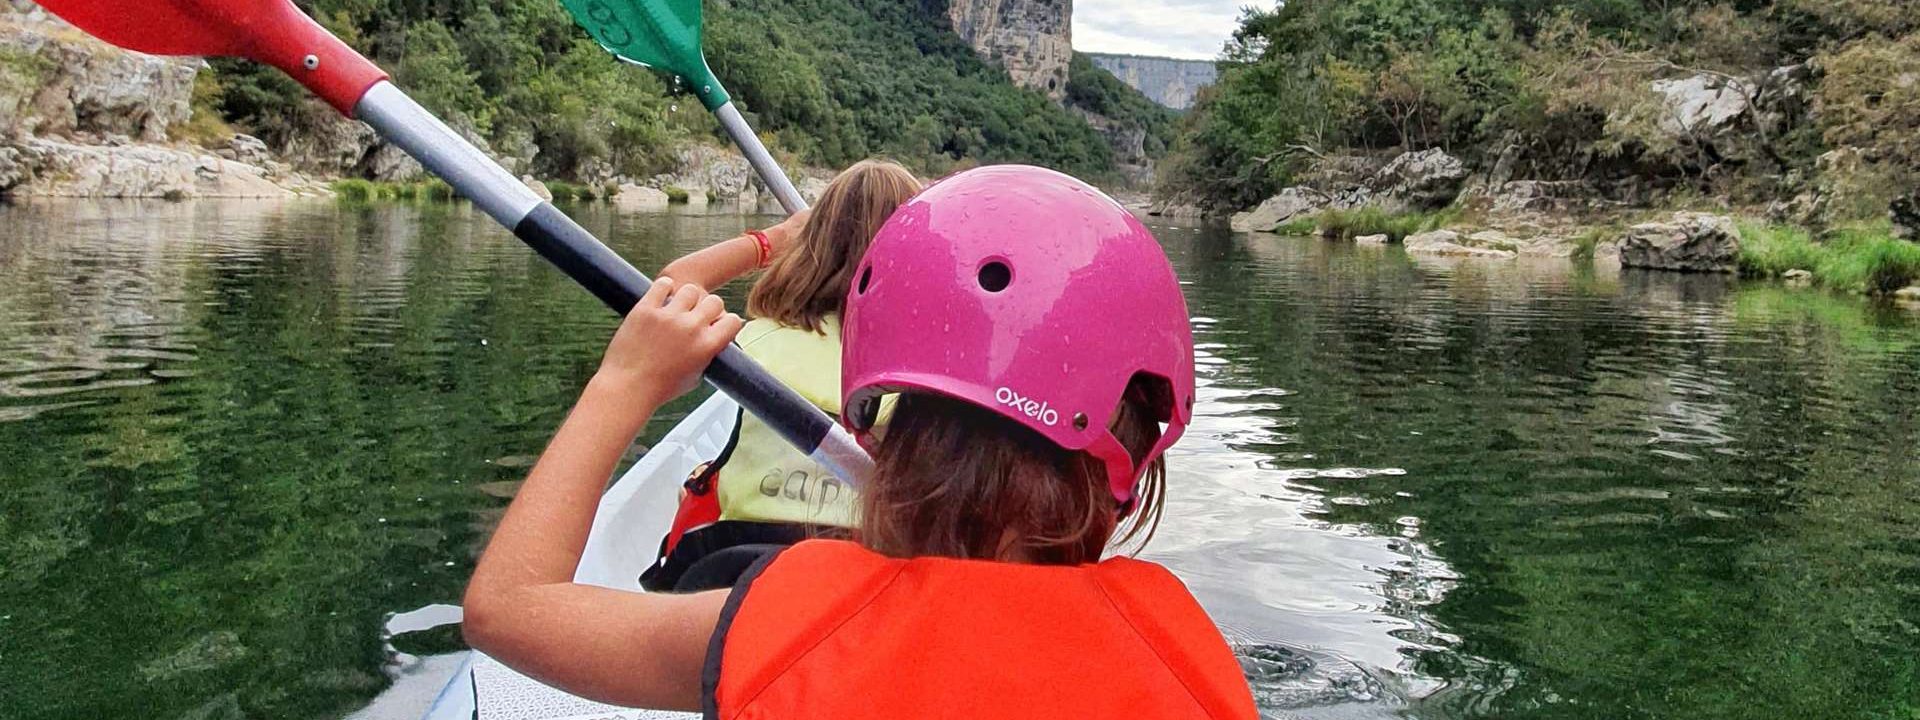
left=1161, top=0, right=1920, bottom=226
left=202, top=0, right=1144, bottom=182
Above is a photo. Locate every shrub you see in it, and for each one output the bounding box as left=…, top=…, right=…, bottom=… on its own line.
left=663, top=186, right=690, bottom=203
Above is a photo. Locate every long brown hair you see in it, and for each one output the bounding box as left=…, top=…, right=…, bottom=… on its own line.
left=748, top=160, right=921, bottom=333
left=858, top=378, right=1171, bottom=566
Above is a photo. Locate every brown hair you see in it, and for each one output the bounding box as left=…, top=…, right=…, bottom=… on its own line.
left=748, top=160, right=922, bottom=333
left=858, top=379, right=1171, bottom=566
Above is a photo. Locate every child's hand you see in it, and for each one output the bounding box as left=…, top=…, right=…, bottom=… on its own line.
left=595, top=277, right=744, bottom=406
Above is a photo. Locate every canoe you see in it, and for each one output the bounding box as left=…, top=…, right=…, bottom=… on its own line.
left=422, top=392, right=743, bottom=720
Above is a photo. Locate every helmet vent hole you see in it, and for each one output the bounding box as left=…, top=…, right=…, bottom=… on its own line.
left=857, top=265, right=872, bottom=295
left=978, top=261, right=1012, bottom=292
left=1072, top=413, right=1089, bottom=431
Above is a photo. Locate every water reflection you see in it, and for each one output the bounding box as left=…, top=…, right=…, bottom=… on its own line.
left=1, top=203, right=1916, bottom=720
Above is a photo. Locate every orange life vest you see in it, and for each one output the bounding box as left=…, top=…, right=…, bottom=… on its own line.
left=704, top=539, right=1257, bottom=720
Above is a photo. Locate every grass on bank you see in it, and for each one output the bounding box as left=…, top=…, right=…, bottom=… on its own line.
left=1737, top=221, right=1920, bottom=294
left=332, top=179, right=456, bottom=202
left=1311, top=207, right=1462, bottom=242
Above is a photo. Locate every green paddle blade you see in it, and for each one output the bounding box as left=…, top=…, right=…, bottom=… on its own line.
left=562, top=0, right=730, bottom=110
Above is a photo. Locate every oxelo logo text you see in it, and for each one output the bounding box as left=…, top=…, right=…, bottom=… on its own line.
left=995, top=386, right=1059, bottom=427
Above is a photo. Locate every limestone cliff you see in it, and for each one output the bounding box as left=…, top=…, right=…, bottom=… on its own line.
left=944, top=0, right=1071, bottom=101
left=0, top=9, right=323, bottom=197
left=1083, top=53, right=1216, bottom=109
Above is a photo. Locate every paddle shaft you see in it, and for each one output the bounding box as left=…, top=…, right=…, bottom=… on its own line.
left=356, top=82, right=871, bottom=485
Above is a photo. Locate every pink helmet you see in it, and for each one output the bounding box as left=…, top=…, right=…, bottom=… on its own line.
left=840, top=165, right=1195, bottom=506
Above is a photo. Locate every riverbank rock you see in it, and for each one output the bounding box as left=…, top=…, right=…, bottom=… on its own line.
left=1892, top=190, right=1919, bottom=241
left=1653, top=74, right=1753, bottom=140
left=1619, top=213, right=1741, bottom=273
left=1148, top=199, right=1207, bottom=219
left=797, top=176, right=831, bottom=205
left=613, top=183, right=669, bottom=211
left=1404, top=230, right=1518, bottom=259
left=522, top=175, right=552, bottom=202
left=1355, top=234, right=1388, bottom=246
left=1231, top=187, right=1329, bottom=233
left=1373, top=148, right=1467, bottom=209
left=1784, top=269, right=1814, bottom=287
left=654, top=144, right=753, bottom=200
left=1895, top=286, right=1920, bottom=303
left=8, top=137, right=296, bottom=198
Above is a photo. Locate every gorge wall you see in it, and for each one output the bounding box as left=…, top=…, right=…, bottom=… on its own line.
left=944, top=0, right=1072, bottom=101
left=1083, top=53, right=1216, bottom=109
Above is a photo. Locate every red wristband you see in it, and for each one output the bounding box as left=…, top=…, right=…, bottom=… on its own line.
left=747, top=229, right=772, bottom=268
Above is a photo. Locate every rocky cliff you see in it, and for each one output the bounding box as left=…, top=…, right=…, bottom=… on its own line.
left=944, top=0, right=1072, bottom=101
left=0, top=10, right=323, bottom=197
left=1083, top=53, right=1215, bottom=109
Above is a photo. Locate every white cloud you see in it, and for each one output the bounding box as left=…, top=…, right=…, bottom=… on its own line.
left=1071, top=0, right=1253, bottom=60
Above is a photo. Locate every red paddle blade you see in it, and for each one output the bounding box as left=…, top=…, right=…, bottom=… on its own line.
left=34, top=0, right=387, bottom=115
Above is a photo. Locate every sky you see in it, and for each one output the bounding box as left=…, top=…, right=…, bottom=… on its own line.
left=1070, top=0, right=1250, bottom=60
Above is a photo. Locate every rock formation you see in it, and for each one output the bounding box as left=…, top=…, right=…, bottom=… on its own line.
left=946, top=0, right=1071, bottom=101
left=1082, top=53, right=1217, bottom=109
left=1618, top=213, right=1742, bottom=273
left=0, top=10, right=322, bottom=197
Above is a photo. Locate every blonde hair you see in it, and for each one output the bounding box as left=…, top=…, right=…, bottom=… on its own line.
left=748, top=160, right=922, bottom=333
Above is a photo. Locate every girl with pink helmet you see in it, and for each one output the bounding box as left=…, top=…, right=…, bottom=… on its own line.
left=463, top=165, right=1257, bottom=718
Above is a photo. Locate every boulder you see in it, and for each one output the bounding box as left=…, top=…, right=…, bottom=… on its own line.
left=1479, top=180, right=1589, bottom=215
left=1373, top=148, right=1467, bottom=209
left=359, top=142, right=424, bottom=182
left=1619, top=213, right=1741, bottom=273
left=1230, top=187, right=1330, bottom=233
left=657, top=144, right=752, bottom=199
left=1895, top=286, right=1920, bottom=303
left=1892, top=190, right=1919, bottom=241
left=613, top=183, right=669, bottom=211
left=1651, top=74, right=1753, bottom=140
left=796, top=176, right=831, bottom=205
left=278, top=106, right=377, bottom=175
left=1783, top=269, right=1814, bottom=287
left=1148, top=200, right=1207, bottom=219
left=522, top=175, right=552, bottom=202
left=1354, top=234, right=1389, bottom=246
left=0, top=144, right=22, bottom=190
left=1405, top=230, right=1517, bottom=259
left=226, top=134, right=271, bottom=166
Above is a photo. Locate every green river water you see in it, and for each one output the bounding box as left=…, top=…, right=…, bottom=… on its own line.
left=0, top=199, right=1915, bottom=720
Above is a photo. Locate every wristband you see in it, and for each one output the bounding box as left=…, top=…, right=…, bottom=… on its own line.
left=747, top=229, right=772, bottom=269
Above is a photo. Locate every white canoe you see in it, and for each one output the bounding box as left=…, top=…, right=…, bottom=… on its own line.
left=422, top=392, right=743, bottom=720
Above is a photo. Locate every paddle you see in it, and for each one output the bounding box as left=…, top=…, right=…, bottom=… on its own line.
left=32, top=0, right=871, bottom=485
left=561, top=0, right=808, bottom=214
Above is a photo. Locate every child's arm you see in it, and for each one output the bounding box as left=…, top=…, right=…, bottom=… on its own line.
left=463, top=278, right=745, bottom=710
left=658, top=209, right=811, bottom=290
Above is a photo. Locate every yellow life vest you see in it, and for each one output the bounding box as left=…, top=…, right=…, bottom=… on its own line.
left=717, top=316, right=857, bottom=527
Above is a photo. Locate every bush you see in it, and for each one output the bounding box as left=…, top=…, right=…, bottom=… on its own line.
left=663, top=186, right=690, bottom=203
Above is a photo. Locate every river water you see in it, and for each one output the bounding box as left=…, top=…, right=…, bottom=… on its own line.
left=1, top=199, right=1915, bottom=720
